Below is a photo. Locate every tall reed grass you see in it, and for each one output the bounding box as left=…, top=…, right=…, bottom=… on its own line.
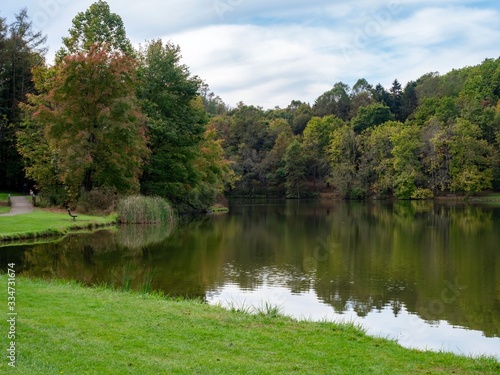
left=117, top=195, right=175, bottom=224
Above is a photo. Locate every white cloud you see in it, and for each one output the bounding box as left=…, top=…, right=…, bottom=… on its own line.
left=167, top=3, right=499, bottom=107
left=2, top=0, right=499, bottom=108
left=382, top=6, right=499, bottom=47
left=168, top=24, right=352, bottom=107
left=372, top=5, right=500, bottom=86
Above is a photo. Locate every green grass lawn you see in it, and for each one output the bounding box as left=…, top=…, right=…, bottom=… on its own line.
left=0, top=275, right=497, bottom=374
left=0, top=209, right=116, bottom=241
left=0, top=192, right=20, bottom=214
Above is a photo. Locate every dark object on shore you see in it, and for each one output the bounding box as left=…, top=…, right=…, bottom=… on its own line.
left=30, top=190, right=36, bottom=206
left=67, top=208, right=78, bottom=221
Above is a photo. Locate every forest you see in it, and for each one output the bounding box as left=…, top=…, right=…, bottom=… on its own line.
left=206, top=60, right=500, bottom=200
left=1, top=1, right=499, bottom=213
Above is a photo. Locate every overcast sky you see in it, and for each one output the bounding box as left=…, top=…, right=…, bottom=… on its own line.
left=2, top=0, right=499, bottom=109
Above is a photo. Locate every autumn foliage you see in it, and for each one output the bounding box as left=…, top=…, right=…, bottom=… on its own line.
left=14, top=2, right=233, bottom=211
left=23, top=44, right=148, bottom=202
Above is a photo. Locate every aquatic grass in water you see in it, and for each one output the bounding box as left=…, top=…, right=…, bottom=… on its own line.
left=106, top=263, right=156, bottom=295
left=122, top=262, right=135, bottom=292
left=222, top=299, right=254, bottom=314
left=117, top=195, right=174, bottom=224
left=220, top=299, right=284, bottom=317
left=140, top=268, right=156, bottom=295
left=255, top=301, right=283, bottom=318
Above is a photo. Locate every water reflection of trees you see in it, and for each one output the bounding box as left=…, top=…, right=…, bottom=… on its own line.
left=19, top=224, right=179, bottom=291
left=10, top=201, right=500, bottom=337
left=116, top=223, right=175, bottom=250
left=221, top=201, right=500, bottom=337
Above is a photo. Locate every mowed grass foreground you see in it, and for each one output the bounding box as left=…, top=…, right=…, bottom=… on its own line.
left=0, top=209, right=116, bottom=241
left=1, top=276, right=498, bottom=374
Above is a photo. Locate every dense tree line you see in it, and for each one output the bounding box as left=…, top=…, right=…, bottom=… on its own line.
left=0, top=9, right=46, bottom=191
left=2, top=2, right=234, bottom=212
left=209, top=59, right=500, bottom=199
left=1, top=1, right=499, bottom=210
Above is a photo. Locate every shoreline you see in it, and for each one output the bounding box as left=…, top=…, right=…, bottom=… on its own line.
left=0, top=209, right=117, bottom=242
left=0, top=274, right=497, bottom=374
left=1, top=192, right=499, bottom=243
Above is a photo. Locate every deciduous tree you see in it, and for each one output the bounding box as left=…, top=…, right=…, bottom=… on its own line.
left=391, top=125, right=423, bottom=199
left=449, top=119, right=493, bottom=194
left=313, top=82, right=351, bottom=120
left=283, top=139, right=307, bottom=199
left=352, top=103, right=394, bottom=134
left=358, top=121, right=400, bottom=195
left=328, top=126, right=361, bottom=198
left=25, top=44, right=147, bottom=202
left=303, top=115, right=344, bottom=183
left=58, top=0, right=133, bottom=58
left=137, top=40, right=211, bottom=209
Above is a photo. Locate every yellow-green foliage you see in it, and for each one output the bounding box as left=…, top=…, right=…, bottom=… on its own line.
left=117, top=195, right=174, bottom=224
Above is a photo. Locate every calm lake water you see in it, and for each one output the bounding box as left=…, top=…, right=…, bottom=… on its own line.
left=1, top=200, right=500, bottom=359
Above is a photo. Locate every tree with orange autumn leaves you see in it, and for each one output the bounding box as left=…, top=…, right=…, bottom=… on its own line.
left=18, top=1, right=233, bottom=210
left=22, top=44, right=147, bottom=203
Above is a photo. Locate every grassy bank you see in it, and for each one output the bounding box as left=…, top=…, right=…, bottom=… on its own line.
left=0, top=275, right=497, bottom=374
left=0, top=209, right=117, bottom=241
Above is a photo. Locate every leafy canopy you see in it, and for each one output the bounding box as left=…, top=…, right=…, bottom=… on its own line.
left=25, top=44, right=147, bottom=201
left=58, top=0, right=133, bottom=59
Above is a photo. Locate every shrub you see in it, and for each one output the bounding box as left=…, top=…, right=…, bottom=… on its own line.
left=36, top=187, right=67, bottom=208
left=411, top=188, right=434, bottom=200
left=77, top=187, right=119, bottom=214
left=117, top=195, right=175, bottom=224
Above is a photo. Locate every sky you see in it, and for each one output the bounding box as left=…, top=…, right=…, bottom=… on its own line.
left=1, top=0, right=499, bottom=109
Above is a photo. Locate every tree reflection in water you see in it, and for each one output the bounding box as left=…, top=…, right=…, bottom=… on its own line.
left=1, top=200, right=499, bottom=352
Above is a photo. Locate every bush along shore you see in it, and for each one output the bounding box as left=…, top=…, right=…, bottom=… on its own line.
left=1, top=275, right=498, bottom=375
left=117, top=195, right=175, bottom=224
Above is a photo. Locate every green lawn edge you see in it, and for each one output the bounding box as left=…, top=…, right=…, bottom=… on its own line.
left=0, top=192, right=15, bottom=214
left=0, top=192, right=23, bottom=201
left=0, top=209, right=117, bottom=242
left=0, top=275, right=498, bottom=374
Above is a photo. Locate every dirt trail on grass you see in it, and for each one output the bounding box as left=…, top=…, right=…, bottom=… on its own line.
left=0, top=196, right=34, bottom=216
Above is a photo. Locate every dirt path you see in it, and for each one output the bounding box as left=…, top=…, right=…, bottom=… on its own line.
left=0, top=196, right=34, bottom=216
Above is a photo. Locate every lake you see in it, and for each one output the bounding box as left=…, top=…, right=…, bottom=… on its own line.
left=1, top=200, right=499, bottom=359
